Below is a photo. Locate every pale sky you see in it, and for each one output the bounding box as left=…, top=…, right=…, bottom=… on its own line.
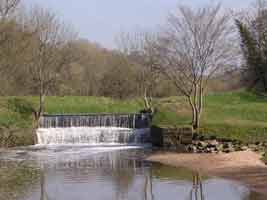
left=26, top=0, right=254, bottom=49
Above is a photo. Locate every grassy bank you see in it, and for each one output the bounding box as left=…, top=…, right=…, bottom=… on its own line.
left=0, top=96, right=144, bottom=147
left=155, top=91, right=267, bottom=143
left=1, top=91, right=267, bottom=146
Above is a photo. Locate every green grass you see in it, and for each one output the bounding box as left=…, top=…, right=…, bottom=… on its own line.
left=44, top=96, right=143, bottom=114
left=156, top=91, right=267, bottom=142
left=201, top=92, right=267, bottom=142
left=1, top=91, right=267, bottom=146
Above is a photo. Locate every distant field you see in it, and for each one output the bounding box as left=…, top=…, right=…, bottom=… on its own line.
left=1, top=91, right=267, bottom=146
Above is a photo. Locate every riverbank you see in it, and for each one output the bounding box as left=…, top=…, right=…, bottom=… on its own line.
left=146, top=150, right=267, bottom=195
left=1, top=91, right=267, bottom=147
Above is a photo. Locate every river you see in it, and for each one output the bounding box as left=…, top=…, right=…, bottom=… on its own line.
left=0, top=145, right=265, bottom=200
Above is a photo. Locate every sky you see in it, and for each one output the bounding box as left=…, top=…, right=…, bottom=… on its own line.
left=26, top=0, right=254, bottom=49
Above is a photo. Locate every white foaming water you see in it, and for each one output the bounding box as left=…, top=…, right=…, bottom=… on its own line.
left=36, top=127, right=150, bottom=145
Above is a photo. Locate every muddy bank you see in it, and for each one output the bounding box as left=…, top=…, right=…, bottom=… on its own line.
left=146, top=150, right=267, bottom=196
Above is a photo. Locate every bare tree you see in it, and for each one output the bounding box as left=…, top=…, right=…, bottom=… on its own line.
left=156, top=4, right=238, bottom=129
left=117, top=31, right=160, bottom=114
left=0, top=0, right=20, bottom=19
left=0, top=0, right=35, bottom=97
left=24, top=7, right=77, bottom=120
left=100, top=52, right=137, bottom=99
left=0, top=0, right=21, bottom=73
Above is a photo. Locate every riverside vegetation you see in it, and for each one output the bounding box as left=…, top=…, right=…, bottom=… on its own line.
left=0, top=0, right=267, bottom=164
left=1, top=91, right=267, bottom=150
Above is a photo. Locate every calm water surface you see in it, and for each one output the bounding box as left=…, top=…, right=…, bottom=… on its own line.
left=0, top=145, right=265, bottom=200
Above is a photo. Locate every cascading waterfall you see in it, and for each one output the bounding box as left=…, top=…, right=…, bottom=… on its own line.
left=36, top=114, right=151, bottom=145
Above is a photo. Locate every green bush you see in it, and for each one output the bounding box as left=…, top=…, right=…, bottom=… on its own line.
left=7, top=98, right=35, bottom=117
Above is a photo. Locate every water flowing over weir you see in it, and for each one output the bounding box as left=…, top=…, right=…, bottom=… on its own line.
left=37, top=113, right=151, bottom=145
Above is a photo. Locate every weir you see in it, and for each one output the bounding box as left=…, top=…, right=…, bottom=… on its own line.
left=36, top=113, right=151, bottom=145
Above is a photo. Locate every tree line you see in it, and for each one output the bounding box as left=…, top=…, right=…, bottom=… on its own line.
left=1, top=0, right=267, bottom=129
left=117, top=0, right=267, bottom=128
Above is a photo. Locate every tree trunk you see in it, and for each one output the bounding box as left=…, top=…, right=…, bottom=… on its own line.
left=32, top=92, right=45, bottom=144
left=38, top=93, right=45, bottom=119
left=143, top=87, right=155, bottom=114
left=194, top=112, right=200, bottom=130
left=194, top=86, right=203, bottom=130
left=188, top=83, right=204, bottom=130
left=188, top=96, right=197, bottom=129
left=144, top=88, right=150, bottom=110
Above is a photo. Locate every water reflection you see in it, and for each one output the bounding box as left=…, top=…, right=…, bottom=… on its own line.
left=190, top=173, right=204, bottom=200
left=143, top=168, right=154, bottom=200
left=40, top=171, right=47, bottom=200
left=0, top=161, right=40, bottom=200
left=0, top=146, right=265, bottom=200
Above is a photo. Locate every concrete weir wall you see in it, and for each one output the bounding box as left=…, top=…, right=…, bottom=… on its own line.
left=39, top=113, right=152, bottom=129
left=151, top=126, right=193, bottom=148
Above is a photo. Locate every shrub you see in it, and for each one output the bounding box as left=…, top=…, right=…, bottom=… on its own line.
left=7, top=98, right=35, bottom=117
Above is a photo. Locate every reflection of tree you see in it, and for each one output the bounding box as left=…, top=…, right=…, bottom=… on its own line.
left=112, top=166, right=135, bottom=200
left=40, top=169, right=53, bottom=200
left=103, top=150, right=146, bottom=200
left=189, top=173, right=205, bottom=200
left=143, top=167, right=154, bottom=200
